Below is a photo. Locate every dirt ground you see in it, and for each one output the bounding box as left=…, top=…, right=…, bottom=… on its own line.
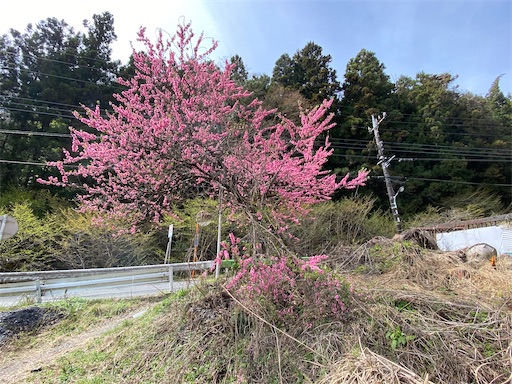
left=0, top=306, right=149, bottom=384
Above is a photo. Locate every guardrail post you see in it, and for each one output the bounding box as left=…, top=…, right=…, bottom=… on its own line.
left=35, top=279, right=42, bottom=303
left=168, top=266, right=174, bottom=292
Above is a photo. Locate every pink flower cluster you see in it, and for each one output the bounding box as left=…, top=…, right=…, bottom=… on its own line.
left=221, top=234, right=353, bottom=325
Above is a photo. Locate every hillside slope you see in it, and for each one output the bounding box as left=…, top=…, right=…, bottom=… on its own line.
left=1, top=239, right=511, bottom=384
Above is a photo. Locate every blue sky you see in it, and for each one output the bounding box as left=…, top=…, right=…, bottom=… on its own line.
left=1, top=0, right=511, bottom=96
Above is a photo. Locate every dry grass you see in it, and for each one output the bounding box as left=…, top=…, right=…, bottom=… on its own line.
left=318, top=345, right=437, bottom=384
left=13, top=237, right=512, bottom=384
left=321, top=237, right=512, bottom=384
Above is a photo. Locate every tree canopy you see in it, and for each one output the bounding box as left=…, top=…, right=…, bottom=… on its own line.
left=38, top=22, right=367, bottom=232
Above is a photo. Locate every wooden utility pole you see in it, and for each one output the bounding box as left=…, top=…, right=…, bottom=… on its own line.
left=369, top=113, right=403, bottom=233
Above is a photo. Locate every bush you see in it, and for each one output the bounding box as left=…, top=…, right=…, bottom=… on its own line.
left=221, top=235, right=354, bottom=329
left=0, top=201, right=58, bottom=271
left=0, top=201, right=165, bottom=271
left=406, top=188, right=509, bottom=229
left=51, top=208, right=164, bottom=269
left=289, top=196, right=395, bottom=255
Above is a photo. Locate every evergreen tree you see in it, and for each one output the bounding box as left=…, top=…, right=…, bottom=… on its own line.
left=244, top=74, right=271, bottom=101
left=339, top=49, right=394, bottom=132
left=392, top=73, right=511, bottom=212
left=292, top=42, right=340, bottom=103
left=0, top=13, right=121, bottom=192
left=328, top=48, right=396, bottom=205
left=486, top=75, right=512, bottom=126
left=229, top=54, right=248, bottom=85
left=272, top=42, right=340, bottom=104
left=272, top=53, right=296, bottom=88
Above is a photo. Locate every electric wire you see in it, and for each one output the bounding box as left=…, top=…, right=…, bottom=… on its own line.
left=2, top=47, right=125, bottom=69
left=0, top=129, right=71, bottom=137
left=0, top=64, right=123, bottom=90
left=2, top=158, right=509, bottom=187
left=0, top=159, right=76, bottom=168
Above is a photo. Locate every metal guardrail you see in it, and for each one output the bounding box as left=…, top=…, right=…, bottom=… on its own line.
left=0, top=261, right=215, bottom=306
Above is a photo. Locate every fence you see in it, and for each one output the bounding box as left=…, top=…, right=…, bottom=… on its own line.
left=0, top=261, right=215, bottom=307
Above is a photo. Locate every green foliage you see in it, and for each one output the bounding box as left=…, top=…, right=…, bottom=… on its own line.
left=0, top=201, right=58, bottom=271
left=272, top=42, right=341, bottom=104
left=0, top=186, right=70, bottom=217
left=486, top=75, right=512, bottom=126
left=40, top=297, right=139, bottom=336
left=328, top=49, right=396, bottom=195
left=229, top=54, right=248, bottom=85
left=48, top=297, right=89, bottom=320
left=391, top=73, right=511, bottom=214
left=385, top=325, right=415, bottom=350
left=442, top=187, right=506, bottom=216
left=261, top=84, right=313, bottom=124
left=51, top=208, right=164, bottom=269
left=407, top=188, right=507, bottom=228
left=0, top=194, right=165, bottom=271
left=353, top=240, right=419, bottom=274
left=244, top=73, right=271, bottom=101
left=163, top=197, right=225, bottom=263
left=290, top=196, right=394, bottom=256
left=272, top=53, right=295, bottom=87
left=367, top=243, right=402, bottom=273
left=341, top=49, right=394, bottom=118
left=0, top=12, right=121, bottom=193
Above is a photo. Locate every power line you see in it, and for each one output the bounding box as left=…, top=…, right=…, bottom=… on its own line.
left=2, top=47, right=124, bottom=69
left=2, top=158, right=509, bottom=187
left=5, top=100, right=76, bottom=115
left=329, top=138, right=511, bottom=153
left=3, top=95, right=94, bottom=109
left=335, top=107, right=508, bottom=125
left=0, top=64, right=123, bottom=89
left=403, top=177, right=512, bottom=187
left=0, top=129, right=71, bottom=138
left=328, top=153, right=511, bottom=163
left=328, top=145, right=511, bottom=161
left=0, top=127, right=509, bottom=162
left=0, top=105, right=74, bottom=119
left=329, top=143, right=510, bottom=159
left=0, top=100, right=113, bottom=119
left=0, top=159, right=76, bottom=168
left=327, top=138, right=511, bottom=159
left=331, top=117, right=510, bottom=138
left=370, top=175, right=512, bottom=187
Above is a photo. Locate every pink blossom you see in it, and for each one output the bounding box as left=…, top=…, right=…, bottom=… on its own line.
left=37, top=21, right=367, bottom=230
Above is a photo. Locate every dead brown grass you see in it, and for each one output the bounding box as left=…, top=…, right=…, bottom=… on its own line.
left=320, top=237, right=512, bottom=384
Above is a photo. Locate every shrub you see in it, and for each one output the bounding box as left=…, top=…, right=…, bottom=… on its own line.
left=289, top=196, right=394, bottom=255
left=221, top=235, right=354, bottom=328
left=51, top=208, right=164, bottom=269
left=0, top=201, right=58, bottom=271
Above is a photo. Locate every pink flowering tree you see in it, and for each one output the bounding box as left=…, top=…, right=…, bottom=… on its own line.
left=39, top=21, right=368, bottom=324
left=39, top=21, right=367, bottom=240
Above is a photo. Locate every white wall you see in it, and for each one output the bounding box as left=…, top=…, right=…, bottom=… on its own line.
left=435, top=226, right=511, bottom=254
